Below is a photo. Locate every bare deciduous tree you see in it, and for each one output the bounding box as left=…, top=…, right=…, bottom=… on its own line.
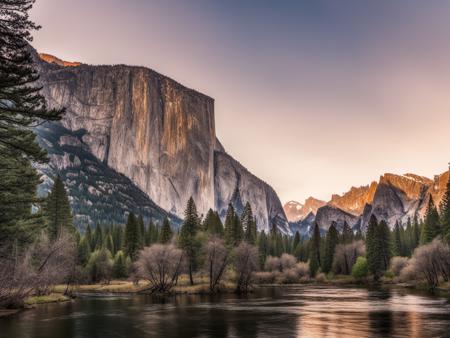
left=410, top=239, right=450, bottom=289
left=135, top=244, right=184, bottom=293
left=0, top=229, right=76, bottom=308
left=332, top=240, right=365, bottom=275
left=233, top=242, right=259, bottom=293
left=390, top=256, right=409, bottom=277
left=203, top=237, right=229, bottom=292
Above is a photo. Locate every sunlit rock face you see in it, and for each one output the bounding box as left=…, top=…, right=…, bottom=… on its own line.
left=35, top=51, right=290, bottom=232
left=283, top=197, right=326, bottom=222
left=308, top=172, right=449, bottom=232
left=38, top=59, right=215, bottom=218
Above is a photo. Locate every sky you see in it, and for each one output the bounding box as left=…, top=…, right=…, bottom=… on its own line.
left=30, top=0, right=450, bottom=204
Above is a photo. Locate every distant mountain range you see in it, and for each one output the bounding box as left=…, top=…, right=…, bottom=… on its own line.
left=285, top=171, right=449, bottom=236
left=33, top=48, right=291, bottom=234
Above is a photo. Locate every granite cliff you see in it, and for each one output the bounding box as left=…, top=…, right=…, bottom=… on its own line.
left=34, top=51, right=290, bottom=233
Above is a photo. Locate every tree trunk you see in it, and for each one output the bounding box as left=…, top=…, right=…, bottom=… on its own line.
left=189, top=263, right=194, bottom=285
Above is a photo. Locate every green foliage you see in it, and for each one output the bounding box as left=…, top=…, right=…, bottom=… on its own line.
left=309, top=223, right=321, bottom=276
left=224, top=204, right=243, bottom=247
left=160, top=217, right=173, bottom=244
left=257, top=230, right=269, bottom=267
left=341, top=221, right=353, bottom=244
left=86, top=248, right=113, bottom=283
left=44, top=176, right=74, bottom=240
left=77, top=237, right=91, bottom=266
left=440, top=171, right=450, bottom=244
left=393, top=221, right=403, bottom=256
left=421, top=196, right=440, bottom=244
left=0, top=0, right=64, bottom=248
left=124, top=213, right=140, bottom=260
left=178, top=197, right=200, bottom=284
left=366, top=216, right=391, bottom=280
left=242, top=202, right=257, bottom=244
left=352, top=256, right=368, bottom=279
left=203, top=209, right=224, bottom=236
left=323, top=222, right=339, bottom=274
left=112, top=250, right=128, bottom=279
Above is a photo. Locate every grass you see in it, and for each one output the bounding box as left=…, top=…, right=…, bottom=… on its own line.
left=25, top=293, right=70, bottom=306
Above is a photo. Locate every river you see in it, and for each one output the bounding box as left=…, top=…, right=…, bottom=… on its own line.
left=1, top=286, right=449, bottom=338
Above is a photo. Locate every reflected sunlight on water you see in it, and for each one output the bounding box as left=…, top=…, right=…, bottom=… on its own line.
left=1, top=285, right=449, bottom=338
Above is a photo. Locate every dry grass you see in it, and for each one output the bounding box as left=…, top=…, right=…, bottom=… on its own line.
left=25, top=293, right=70, bottom=305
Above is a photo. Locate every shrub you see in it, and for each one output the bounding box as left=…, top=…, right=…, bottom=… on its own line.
left=264, top=256, right=281, bottom=272
left=332, top=240, right=365, bottom=275
left=390, top=256, right=409, bottom=277
left=253, top=271, right=277, bottom=284
left=315, top=272, right=326, bottom=282
left=351, top=257, right=368, bottom=280
left=86, top=248, right=113, bottom=284
left=280, top=254, right=297, bottom=271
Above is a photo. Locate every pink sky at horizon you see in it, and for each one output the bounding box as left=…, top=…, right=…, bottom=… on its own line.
left=30, top=0, right=450, bottom=205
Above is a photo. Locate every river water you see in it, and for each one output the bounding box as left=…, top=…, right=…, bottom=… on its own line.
left=1, top=286, right=449, bottom=338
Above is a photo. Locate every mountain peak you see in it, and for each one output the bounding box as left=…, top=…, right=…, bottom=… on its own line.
left=39, top=53, right=81, bottom=67
left=283, top=197, right=325, bottom=222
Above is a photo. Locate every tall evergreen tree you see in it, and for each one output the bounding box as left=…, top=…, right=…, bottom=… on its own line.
left=124, top=213, right=139, bottom=260
left=323, top=222, right=339, bottom=274
left=160, top=217, right=173, bottom=244
left=257, top=230, right=269, bottom=268
left=377, top=220, right=391, bottom=272
left=309, top=223, right=321, bottom=276
left=439, top=168, right=450, bottom=243
left=393, top=221, right=403, bottom=256
left=93, top=224, right=103, bottom=250
left=137, top=215, right=145, bottom=249
left=341, top=221, right=353, bottom=244
left=0, top=0, right=64, bottom=248
left=224, top=204, right=236, bottom=247
left=421, top=196, right=440, bottom=244
left=412, top=213, right=420, bottom=249
left=366, top=215, right=380, bottom=280
left=85, top=224, right=93, bottom=249
left=178, top=197, right=200, bottom=285
left=44, top=176, right=74, bottom=240
left=292, top=231, right=301, bottom=251
left=241, top=202, right=256, bottom=244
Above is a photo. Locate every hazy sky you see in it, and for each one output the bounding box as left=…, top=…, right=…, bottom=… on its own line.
left=31, top=0, right=450, bottom=204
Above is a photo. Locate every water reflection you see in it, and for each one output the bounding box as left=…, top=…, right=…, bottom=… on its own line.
left=1, top=286, right=449, bottom=338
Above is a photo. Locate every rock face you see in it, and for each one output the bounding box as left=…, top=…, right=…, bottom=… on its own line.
left=283, top=197, right=326, bottom=222
left=35, top=51, right=290, bottom=232
left=292, top=171, right=449, bottom=233
left=214, top=150, right=291, bottom=234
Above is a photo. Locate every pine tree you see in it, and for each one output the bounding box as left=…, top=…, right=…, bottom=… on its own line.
left=377, top=220, right=391, bottom=272
left=224, top=204, right=236, bottom=247
left=104, top=234, right=114, bottom=254
left=439, top=168, right=450, bottom=243
left=160, top=217, right=173, bottom=244
left=85, top=224, right=93, bottom=249
left=323, top=222, right=339, bottom=274
left=124, top=213, right=139, bottom=260
left=309, top=222, right=321, bottom=276
left=241, top=202, right=256, bottom=244
left=412, top=213, right=420, bottom=249
left=178, top=197, right=200, bottom=285
left=257, top=230, right=269, bottom=268
left=113, top=250, right=128, bottom=278
left=0, top=0, right=64, bottom=248
left=292, top=231, right=301, bottom=251
left=93, top=224, right=103, bottom=250
left=44, top=176, right=74, bottom=240
left=137, top=215, right=145, bottom=249
left=367, top=215, right=391, bottom=280
left=421, top=196, right=440, bottom=244
left=366, top=215, right=380, bottom=280
left=77, top=236, right=91, bottom=266
left=393, top=221, right=403, bottom=256
left=341, top=221, right=353, bottom=244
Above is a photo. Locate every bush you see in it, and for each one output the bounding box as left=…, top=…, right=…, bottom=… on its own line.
left=253, top=271, right=277, bottom=284
left=86, top=248, right=113, bottom=284
left=280, top=254, right=297, bottom=271
left=332, top=240, right=365, bottom=275
left=390, top=256, right=409, bottom=277
left=315, top=272, right=326, bottom=282
left=113, top=251, right=128, bottom=279
left=295, top=262, right=310, bottom=279
left=264, top=256, right=281, bottom=272
left=351, top=256, right=368, bottom=280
